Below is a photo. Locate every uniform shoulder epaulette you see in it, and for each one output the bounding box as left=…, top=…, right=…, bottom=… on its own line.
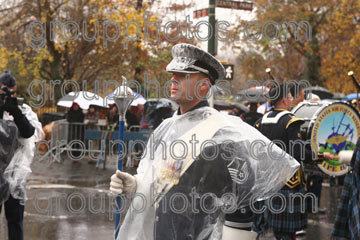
left=261, top=110, right=292, bottom=125
left=286, top=117, right=305, bottom=129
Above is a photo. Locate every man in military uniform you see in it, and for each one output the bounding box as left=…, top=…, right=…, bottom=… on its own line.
left=109, top=44, right=300, bottom=240
left=254, top=83, right=333, bottom=240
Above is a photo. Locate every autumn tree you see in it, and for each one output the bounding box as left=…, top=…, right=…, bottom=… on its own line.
left=133, top=1, right=197, bottom=98
left=0, top=0, right=158, bottom=103
left=230, top=0, right=338, bottom=87
left=321, top=0, right=360, bottom=93
left=0, top=0, right=203, bottom=103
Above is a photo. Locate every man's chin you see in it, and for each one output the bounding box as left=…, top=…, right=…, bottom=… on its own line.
left=170, top=94, right=179, bottom=101
left=170, top=95, right=185, bottom=104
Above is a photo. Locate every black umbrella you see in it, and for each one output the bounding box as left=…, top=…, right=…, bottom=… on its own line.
left=236, top=88, right=268, bottom=102
left=143, top=98, right=176, bottom=129
left=214, top=100, right=233, bottom=110
left=305, top=86, right=333, bottom=99
left=213, top=101, right=249, bottom=114
left=232, top=103, right=249, bottom=113
left=144, top=98, right=176, bottom=113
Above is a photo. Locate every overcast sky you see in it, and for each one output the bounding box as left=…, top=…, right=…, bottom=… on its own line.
left=151, top=0, right=256, bottom=63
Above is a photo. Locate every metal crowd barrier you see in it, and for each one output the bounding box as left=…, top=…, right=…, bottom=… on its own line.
left=39, top=120, right=152, bottom=169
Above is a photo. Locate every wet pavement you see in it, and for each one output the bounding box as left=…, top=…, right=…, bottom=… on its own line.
left=0, top=154, right=346, bottom=240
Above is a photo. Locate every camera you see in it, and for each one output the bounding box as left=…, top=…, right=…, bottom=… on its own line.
left=0, top=86, right=13, bottom=107
left=0, top=86, right=22, bottom=107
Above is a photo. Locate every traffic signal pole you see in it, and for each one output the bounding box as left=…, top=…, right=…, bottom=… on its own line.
left=208, top=0, right=216, bottom=56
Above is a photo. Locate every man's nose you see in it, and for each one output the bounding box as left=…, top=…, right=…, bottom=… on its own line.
left=171, top=75, right=180, bottom=85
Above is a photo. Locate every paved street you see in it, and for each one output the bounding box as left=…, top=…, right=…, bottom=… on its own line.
left=0, top=155, right=345, bottom=240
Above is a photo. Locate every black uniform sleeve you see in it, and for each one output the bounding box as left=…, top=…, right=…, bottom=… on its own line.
left=287, top=119, right=314, bottom=162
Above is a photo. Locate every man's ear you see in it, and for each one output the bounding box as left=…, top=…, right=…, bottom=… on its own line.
left=200, top=77, right=211, bottom=92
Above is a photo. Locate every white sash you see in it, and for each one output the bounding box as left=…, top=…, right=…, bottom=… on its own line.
left=153, top=113, right=227, bottom=205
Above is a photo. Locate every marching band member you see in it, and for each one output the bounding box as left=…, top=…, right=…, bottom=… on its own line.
left=110, top=44, right=300, bottom=240
left=254, top=84, right=333, bottom=240
left=332, top=142, right=360, bottom=240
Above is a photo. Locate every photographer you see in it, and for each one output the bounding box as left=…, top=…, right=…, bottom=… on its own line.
left=0, top=71, right=43, bottom=240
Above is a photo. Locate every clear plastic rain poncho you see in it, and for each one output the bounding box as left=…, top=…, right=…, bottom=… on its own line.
left=2, top=104, right=44, bottom=205
left=0, top=119, right=18, bottom=204
left=118, top=107, right=300, bottom=240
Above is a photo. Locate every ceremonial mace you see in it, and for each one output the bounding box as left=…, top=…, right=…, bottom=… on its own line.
left=348, top=71, right=360, bottom=112
left=113, top=76, right=134, bottom=239
left=265, top=67, right=275, bottom=81
left=264, top=68, right=276, bottom=114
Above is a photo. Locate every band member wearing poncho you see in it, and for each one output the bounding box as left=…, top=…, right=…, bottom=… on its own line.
left=110, top=43, right=300, bottom=240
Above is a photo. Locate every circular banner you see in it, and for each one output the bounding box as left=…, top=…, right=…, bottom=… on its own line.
left=311, top=103, right=360, bottom=176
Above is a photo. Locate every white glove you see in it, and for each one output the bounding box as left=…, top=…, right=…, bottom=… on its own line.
left=110, top=170, right=137, bottom=195
left=338, top=150, right=354, bottom=164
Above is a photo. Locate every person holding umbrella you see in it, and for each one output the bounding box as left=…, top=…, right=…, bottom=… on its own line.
left=66, top=102, right=85, bottom=123
left=66, top=102, right=85, bottom=158
left=84, top=105, right=99, bottom=129
left=106, top=103, right=119, bottom=131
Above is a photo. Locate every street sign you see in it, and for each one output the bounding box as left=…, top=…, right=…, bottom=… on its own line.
left=223, top=64, right=234, bottom=80
left=216, top=1, right=253, bottom=11
left=193, top=8, right=209, bottom=19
